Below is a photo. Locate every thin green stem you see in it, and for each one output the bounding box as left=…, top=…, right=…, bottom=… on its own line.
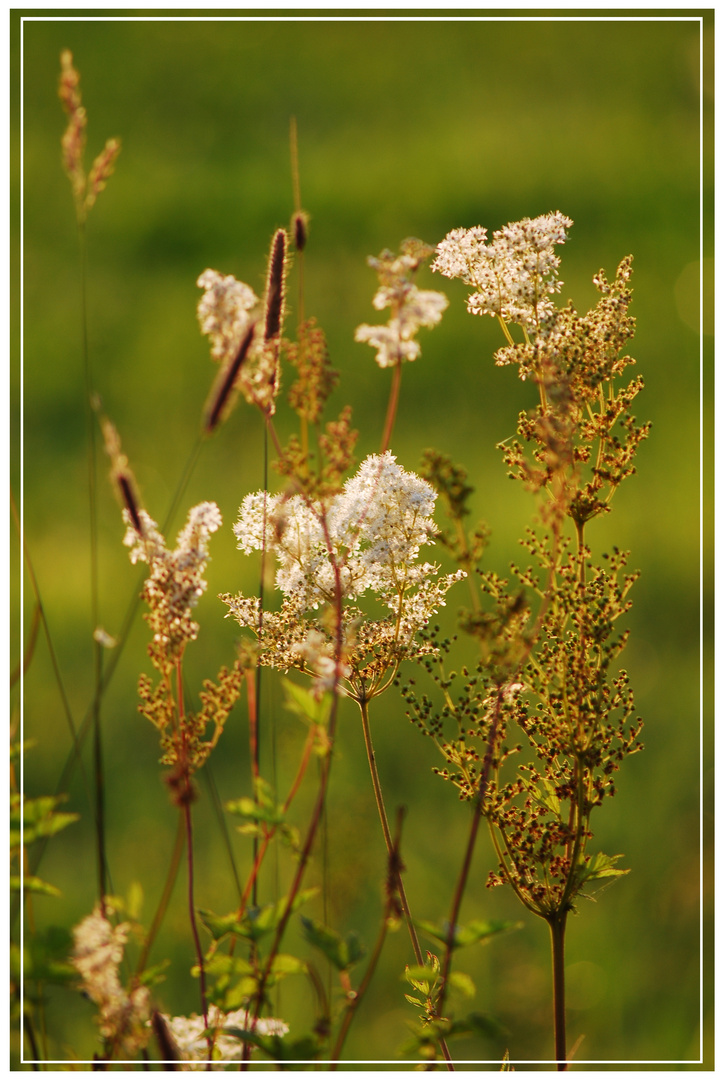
left=548, top=912, right=568, bottom=1070
left=135, top=813, right=185, bottom=978
left=357, top=697, right=423, bottom=966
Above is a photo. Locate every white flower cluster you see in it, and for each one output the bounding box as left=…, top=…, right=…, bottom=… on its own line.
left=196, top=269, right=260, bottom=364
left=221, top=453, right=464, bottom=697
left=158, top=1006, right=288, bottom=1069
left=432, top=212, right=573, bottom=334
left=197, top=269, right=279, bottom=415
left=355, top=249, right=448, bottom=368
left=123, top=501, right=222, bottom=661
left=72, top=905, right=150, bottom=1057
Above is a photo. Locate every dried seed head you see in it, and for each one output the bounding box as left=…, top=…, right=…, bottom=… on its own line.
left=101, top=417, right=144, bottom=536
left=264, top=228, right=288, bottom=342
left=291, top=210, right=309, bottom=253
left=203, top=320, right=258, bottom=434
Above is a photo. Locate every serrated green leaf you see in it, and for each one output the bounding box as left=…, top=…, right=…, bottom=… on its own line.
left=575, top=851, right=629, bottom=887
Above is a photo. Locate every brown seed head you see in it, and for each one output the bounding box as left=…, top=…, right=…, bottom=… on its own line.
left=203, top=320, right=257, bottom=434
left=264, top=228, right=288, bottom=342
left=291, top=210, right=309, bottom=253
left=101, top=417, right=144, bottom=536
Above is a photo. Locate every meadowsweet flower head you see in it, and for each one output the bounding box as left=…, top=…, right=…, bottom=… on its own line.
left=72, top=904, right=150, bottom=1057
left=221, top=453, right=465, bottom=699
left=123, top=501, right=222, bottom=670
left=433, top=212, right=573, bottom=335
left=355, top=240, right=448, bottom=368
left=157, top=1006, right=288, bottom=1068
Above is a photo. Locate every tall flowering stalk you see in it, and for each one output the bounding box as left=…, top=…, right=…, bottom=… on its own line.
left=104, top=421, right=243, bottom=1056
left=58, top=49, right=122, bottom=916
left=355, top=239, right=448, bottom=451
left=406, top=213, right=647, bottom=1066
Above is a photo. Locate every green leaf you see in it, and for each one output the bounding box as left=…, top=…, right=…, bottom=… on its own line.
left=416, top=917, right=519, bottom=950
left=282, top=679, right=331, bottom=726
left=197, top=909, right=248, bottom=942
left=24, top=926, right=75, bottom=985
left=14, top=795, right=80, bottom=847
left=447, top=970, right=476, bottom=998
left=225, top=1027, right=322, bottom=1063
left=300, top=917, right=367, bottom=972
left=225, top=795, right=283, bottom=826
left=10, top=875, right=61, bottom=898
left=138, top=958, right=170, bottom=987
left=271, top=953, right=307, bottom=976
left=202, top=888, right=319, bottom=946
left=574, top=851, right=630, bottom=888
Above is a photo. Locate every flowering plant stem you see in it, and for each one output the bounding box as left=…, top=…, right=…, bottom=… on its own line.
left=380, top=361, right=402, bottom=453
left=548, top=912, right=568, bottom=1070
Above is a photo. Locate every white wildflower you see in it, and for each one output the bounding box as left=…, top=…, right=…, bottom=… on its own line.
left=355, top=245, right=448, bottom=368
left=196, top=269, right=260, bottom=365
left=72, top=905, right=150, bottom=1057
left=158, top=1005, right=288, bottom=1069
left=221, top=453, right=465, bottom=699
left=123, top=501, right=222, bottom=662
left=433, top=212, right=572, bottom=334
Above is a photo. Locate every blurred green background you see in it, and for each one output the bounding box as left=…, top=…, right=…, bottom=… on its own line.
left=14, top=13, right=710, bottom=1069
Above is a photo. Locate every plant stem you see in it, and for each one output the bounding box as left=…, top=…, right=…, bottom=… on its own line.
left=357, top=697, right=454, bottom=1070
left=357, top=697, right=423, bottom=966
left=183, top=799, right=210, bottom=1052
left=380, top=362, right=402, bottom=453
left=548, top=911, right=568, bottom=1070
left=135, top=813, right=185, bottom=978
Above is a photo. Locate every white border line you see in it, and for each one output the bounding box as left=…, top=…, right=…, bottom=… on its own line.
left=17, top=9, right=707, bottom=1070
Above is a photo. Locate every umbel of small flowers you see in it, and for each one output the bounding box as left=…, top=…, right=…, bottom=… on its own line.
left=220, top=451, right=464, bottom=704
left=71, top=902, right=151, bottom=1060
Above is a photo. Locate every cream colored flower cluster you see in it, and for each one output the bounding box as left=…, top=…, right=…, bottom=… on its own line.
left=432, top=211, right=573, bottom=334
left=123, top=501, right=222, bottom=664
left=157, top=1006, right=288, bottom=1069
left=221, top=453, right=464, bottom=699
left=71, top=905, right=150, bottom=1058
left=355, top=248, right=448, bottom=368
